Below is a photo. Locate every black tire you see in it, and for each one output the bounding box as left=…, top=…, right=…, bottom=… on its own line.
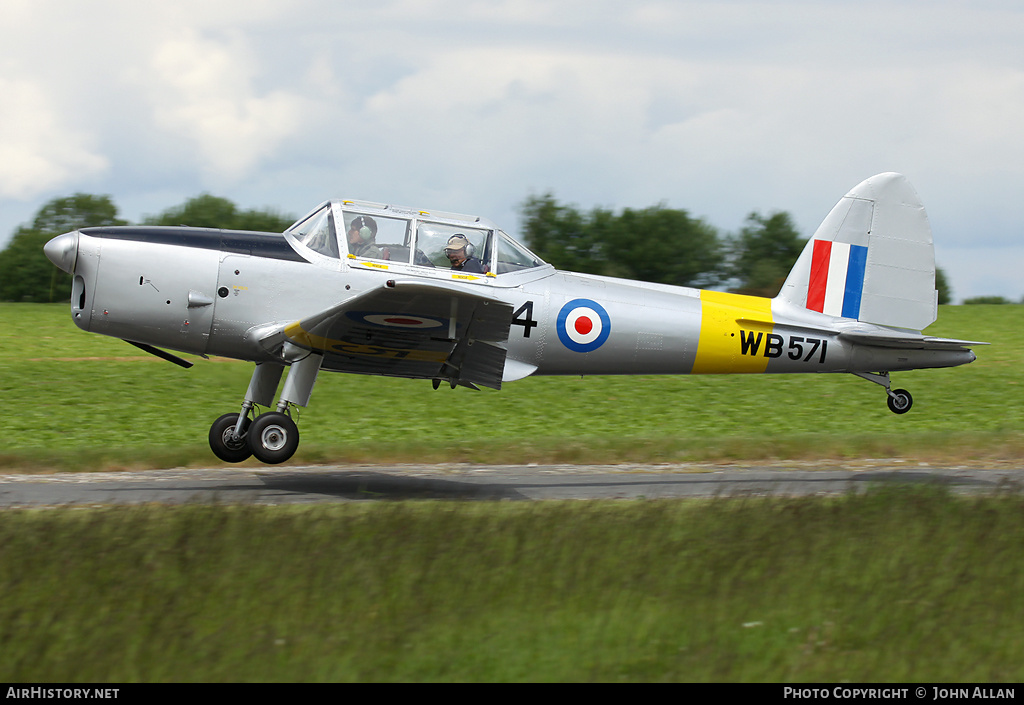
left=887, top=389, right=913, bottom=414
left=209, top=413, right=252, bottom=463
left=248, top=412, right=300, bottom=464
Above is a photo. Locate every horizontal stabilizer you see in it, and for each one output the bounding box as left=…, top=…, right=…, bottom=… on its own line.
left=838, top=328, right=988, bottom=351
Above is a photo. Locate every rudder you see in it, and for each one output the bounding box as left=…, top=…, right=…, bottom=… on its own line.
left=777, top=173, right=937, bottom=331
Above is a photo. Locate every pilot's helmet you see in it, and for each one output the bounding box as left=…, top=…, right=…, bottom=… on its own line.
left=445, top=234, right=471, bottom=252
left=350, top=215, right=378, bottom=242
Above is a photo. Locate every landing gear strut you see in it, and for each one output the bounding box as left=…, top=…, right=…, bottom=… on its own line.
left=207, top=352, right=323, bottom=465
left=853, top=372, right=914, bottom=414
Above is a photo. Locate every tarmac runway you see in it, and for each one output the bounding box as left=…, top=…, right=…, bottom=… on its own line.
left=0, top=460, right=1021, bottom=507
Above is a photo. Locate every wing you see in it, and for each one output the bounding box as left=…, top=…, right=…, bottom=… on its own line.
left=253, top=279, right=514, bottom=389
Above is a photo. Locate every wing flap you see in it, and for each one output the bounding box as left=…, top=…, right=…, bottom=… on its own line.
left=275, top=279, right=514, bottom=389
left=502, top=358, right=539, bottom=382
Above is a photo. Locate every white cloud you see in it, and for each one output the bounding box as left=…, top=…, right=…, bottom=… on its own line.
left=1, top=0, right=1023, bottom=301
left=137, top=29, right=307, bottom=183
left=0, top=77, right=109, bottom=199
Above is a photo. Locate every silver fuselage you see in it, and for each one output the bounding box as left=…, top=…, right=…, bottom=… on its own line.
left=58, top=225, right=973, bottom=380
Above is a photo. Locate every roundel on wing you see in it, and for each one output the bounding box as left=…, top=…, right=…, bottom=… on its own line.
left=556, top=298, right=611, bottom=353
left=349, top=312, right=446, bottom=329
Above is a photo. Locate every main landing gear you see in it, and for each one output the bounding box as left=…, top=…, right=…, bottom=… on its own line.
left=853, top=372, right=913, bottom=415
left=208, top=354, right=323, bottom=465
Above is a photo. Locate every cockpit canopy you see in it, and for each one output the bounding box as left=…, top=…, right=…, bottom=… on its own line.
left=285, top=200, right=546, bottom=277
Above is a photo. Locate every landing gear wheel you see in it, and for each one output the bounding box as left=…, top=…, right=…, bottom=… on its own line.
left=209, top=413, right=252, bottom=463
left=248, top=412, right=300, bottom=464
left=887, top=388, right=913, bottom=414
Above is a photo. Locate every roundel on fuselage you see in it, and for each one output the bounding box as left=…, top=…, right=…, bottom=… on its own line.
left=556, top=298, right=611, bottom=353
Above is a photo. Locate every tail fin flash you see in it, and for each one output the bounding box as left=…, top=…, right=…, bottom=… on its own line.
left=777, top=173, right=937, bottom=331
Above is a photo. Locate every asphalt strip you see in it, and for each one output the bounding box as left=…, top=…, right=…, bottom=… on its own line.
left=0, top=461, right=1021, bottom=506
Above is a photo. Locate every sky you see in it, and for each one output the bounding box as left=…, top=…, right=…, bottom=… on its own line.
left=1, top=0, right=1022, bottom=302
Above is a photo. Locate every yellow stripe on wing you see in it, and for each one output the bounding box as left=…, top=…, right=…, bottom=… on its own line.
left=283, top=323, right=448, bottom=362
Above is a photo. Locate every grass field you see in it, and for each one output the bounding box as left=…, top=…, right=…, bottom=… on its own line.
left=2, top=303, right=1023, bottom=683
left=0, top=303, right=1020, bottom=471
left=2, top=488, right=1023, bottom=682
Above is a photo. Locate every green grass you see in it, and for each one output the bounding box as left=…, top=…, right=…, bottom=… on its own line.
left=1, top=487, right=1022, bottom=682
left=0, top=303, right=1020, bottom=471
left=3, top=304, right=1023, bottom=683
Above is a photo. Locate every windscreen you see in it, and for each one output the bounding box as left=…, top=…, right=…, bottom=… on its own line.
left=495, top=230, right=544, bottom=274
left=290, top=206, right=339, bottom=259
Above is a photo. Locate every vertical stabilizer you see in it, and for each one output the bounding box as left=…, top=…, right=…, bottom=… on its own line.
left=777, top=173, right=937, bottom=331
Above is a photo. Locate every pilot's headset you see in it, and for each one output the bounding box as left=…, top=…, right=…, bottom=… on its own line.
left=350, top=216, right=377, bottom=242
left=446, top=234, right=474, bottom=257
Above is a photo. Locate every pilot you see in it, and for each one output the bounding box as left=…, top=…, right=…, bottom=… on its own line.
left=444, top=234, right=485, bottom=273
left=347, top=216, right=381, bottom=258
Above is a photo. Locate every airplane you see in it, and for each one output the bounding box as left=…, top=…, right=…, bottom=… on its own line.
left=43, top=172, right=985, bottom=464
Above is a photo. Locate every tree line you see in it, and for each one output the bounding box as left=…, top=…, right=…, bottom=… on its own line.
left=0, top=194, right=294, bottom=303
left=521, top=194, right=953, bottom=303
left=2, top=191, right=953, bottom=304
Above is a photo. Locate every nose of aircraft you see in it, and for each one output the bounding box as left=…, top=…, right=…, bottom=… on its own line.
left=44, top=231, right=80, bottom=273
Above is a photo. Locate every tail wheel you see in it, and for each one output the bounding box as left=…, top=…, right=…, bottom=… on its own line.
left=248, top=412, right=300, bottom=464
left=887, top=388, right=913, bottom=414
left=209, top=413, right=252, bottom=463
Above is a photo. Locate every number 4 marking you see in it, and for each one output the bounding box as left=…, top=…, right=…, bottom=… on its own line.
left=512, top=301, right=538, bottom=338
